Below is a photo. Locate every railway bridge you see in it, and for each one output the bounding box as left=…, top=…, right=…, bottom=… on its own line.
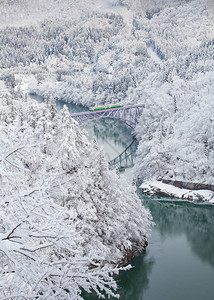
left=70, top=104, right=144, bottom=130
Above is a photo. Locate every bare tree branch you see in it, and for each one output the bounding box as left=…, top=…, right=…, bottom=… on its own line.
left=21, top=243, right=53, bottom=253
left=5, top=146, right=25, bottom=159
left=2, top=223, right=22, bottom=240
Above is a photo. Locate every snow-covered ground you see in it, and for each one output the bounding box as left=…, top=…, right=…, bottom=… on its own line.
left=140, top=181, right=214, bottom=204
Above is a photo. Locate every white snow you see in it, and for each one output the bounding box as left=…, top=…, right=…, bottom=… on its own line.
left=0, top=0, right=214, bottom=297
left=0, top=0, right=213, bottom=202
left=0, top=80, right=8, bottom=95
left=140, top=181, right=214, bottom=204
left=0, top=92, right=152, bottom=298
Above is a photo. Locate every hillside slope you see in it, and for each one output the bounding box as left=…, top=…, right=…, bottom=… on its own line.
left=0, top=0, right=213, bottom=188
left=0, top=90, right=152, bottom=298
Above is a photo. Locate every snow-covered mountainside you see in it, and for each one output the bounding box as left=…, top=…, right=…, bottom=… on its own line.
left=0, top=0, right=213, bottom=297
left=0, top=90, right=152, bottom=298
left=1, top=0, right=213, bottom=187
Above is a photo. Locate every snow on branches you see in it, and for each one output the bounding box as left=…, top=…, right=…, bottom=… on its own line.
left=0, top=94, right=152, bottom=298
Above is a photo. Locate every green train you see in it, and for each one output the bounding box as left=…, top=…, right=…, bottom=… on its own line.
left=89, top=104, right=124, bottom=111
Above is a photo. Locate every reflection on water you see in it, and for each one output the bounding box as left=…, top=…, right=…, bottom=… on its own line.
left=141, top=195, right=214, bottom=267
left=82, top=118, right=134, bottom=162
left=85, top=194, right=214, bottom=300
left=109, top=138, right=138, bottom=170
left=30, top=95, right=214, bottom=300
left=88, top=118, right=133, bottom=148
left=29, top=94, right=134, bottom=162
left=115, top=252, right=155, bottom=300
left=122, top=192, right=214, bottom=300
left=55, top=97, right=133, bottom=149
left=58, top=99, right=135, bottom=162
left=83, top=179, right=214, bottom=299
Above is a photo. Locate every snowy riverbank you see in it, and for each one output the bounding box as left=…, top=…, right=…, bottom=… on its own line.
left=140, top=181, right=214, bottom=204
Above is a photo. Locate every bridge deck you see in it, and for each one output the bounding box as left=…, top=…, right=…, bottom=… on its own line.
left=70, top=104, right=145, bottom=117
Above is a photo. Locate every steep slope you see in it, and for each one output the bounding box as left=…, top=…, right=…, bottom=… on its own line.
left=0, top=0, right=213, bottom=191
left=0, top=91, right=152, bottom=298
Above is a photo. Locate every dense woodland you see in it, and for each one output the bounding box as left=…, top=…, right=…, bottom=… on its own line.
left=0, top=91, right=152, bottom=298
left=0, top=0, right=213, bottom=185
left=0, top=0, right=213, bottom=297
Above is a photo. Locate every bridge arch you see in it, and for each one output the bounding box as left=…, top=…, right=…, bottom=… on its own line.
left=70, top=104, right=145, bottom=130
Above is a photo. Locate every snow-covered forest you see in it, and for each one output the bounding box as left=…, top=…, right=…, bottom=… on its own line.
left=0, top=0, right=213, bottom=186
left=0, top=0, right=213, bottom=297
left=0, top=90, right=152, bottom=298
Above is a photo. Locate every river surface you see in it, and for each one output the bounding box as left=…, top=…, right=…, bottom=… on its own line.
left=31, top=95, right=214, bottom=300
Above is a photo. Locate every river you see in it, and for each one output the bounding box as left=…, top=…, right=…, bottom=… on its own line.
left=31, top=95, right=214, bottom=300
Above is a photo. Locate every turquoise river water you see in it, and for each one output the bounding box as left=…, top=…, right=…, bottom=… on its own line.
left=31, top=95, right=214, bottom=300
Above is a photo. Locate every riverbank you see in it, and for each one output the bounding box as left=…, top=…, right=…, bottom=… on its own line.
left=140, top=181, right=214, bottom=204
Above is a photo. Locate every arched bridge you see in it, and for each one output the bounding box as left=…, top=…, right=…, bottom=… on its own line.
left=70, top=104, right=145, bottom=130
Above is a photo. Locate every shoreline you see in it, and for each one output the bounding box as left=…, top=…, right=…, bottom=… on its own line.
left=139, top=180, right=214, bottom=204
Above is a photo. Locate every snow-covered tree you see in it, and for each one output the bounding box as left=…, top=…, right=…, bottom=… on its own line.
left=0, top=93, right=152, bottom=298
left=1, top=0, right=213, bottom=192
